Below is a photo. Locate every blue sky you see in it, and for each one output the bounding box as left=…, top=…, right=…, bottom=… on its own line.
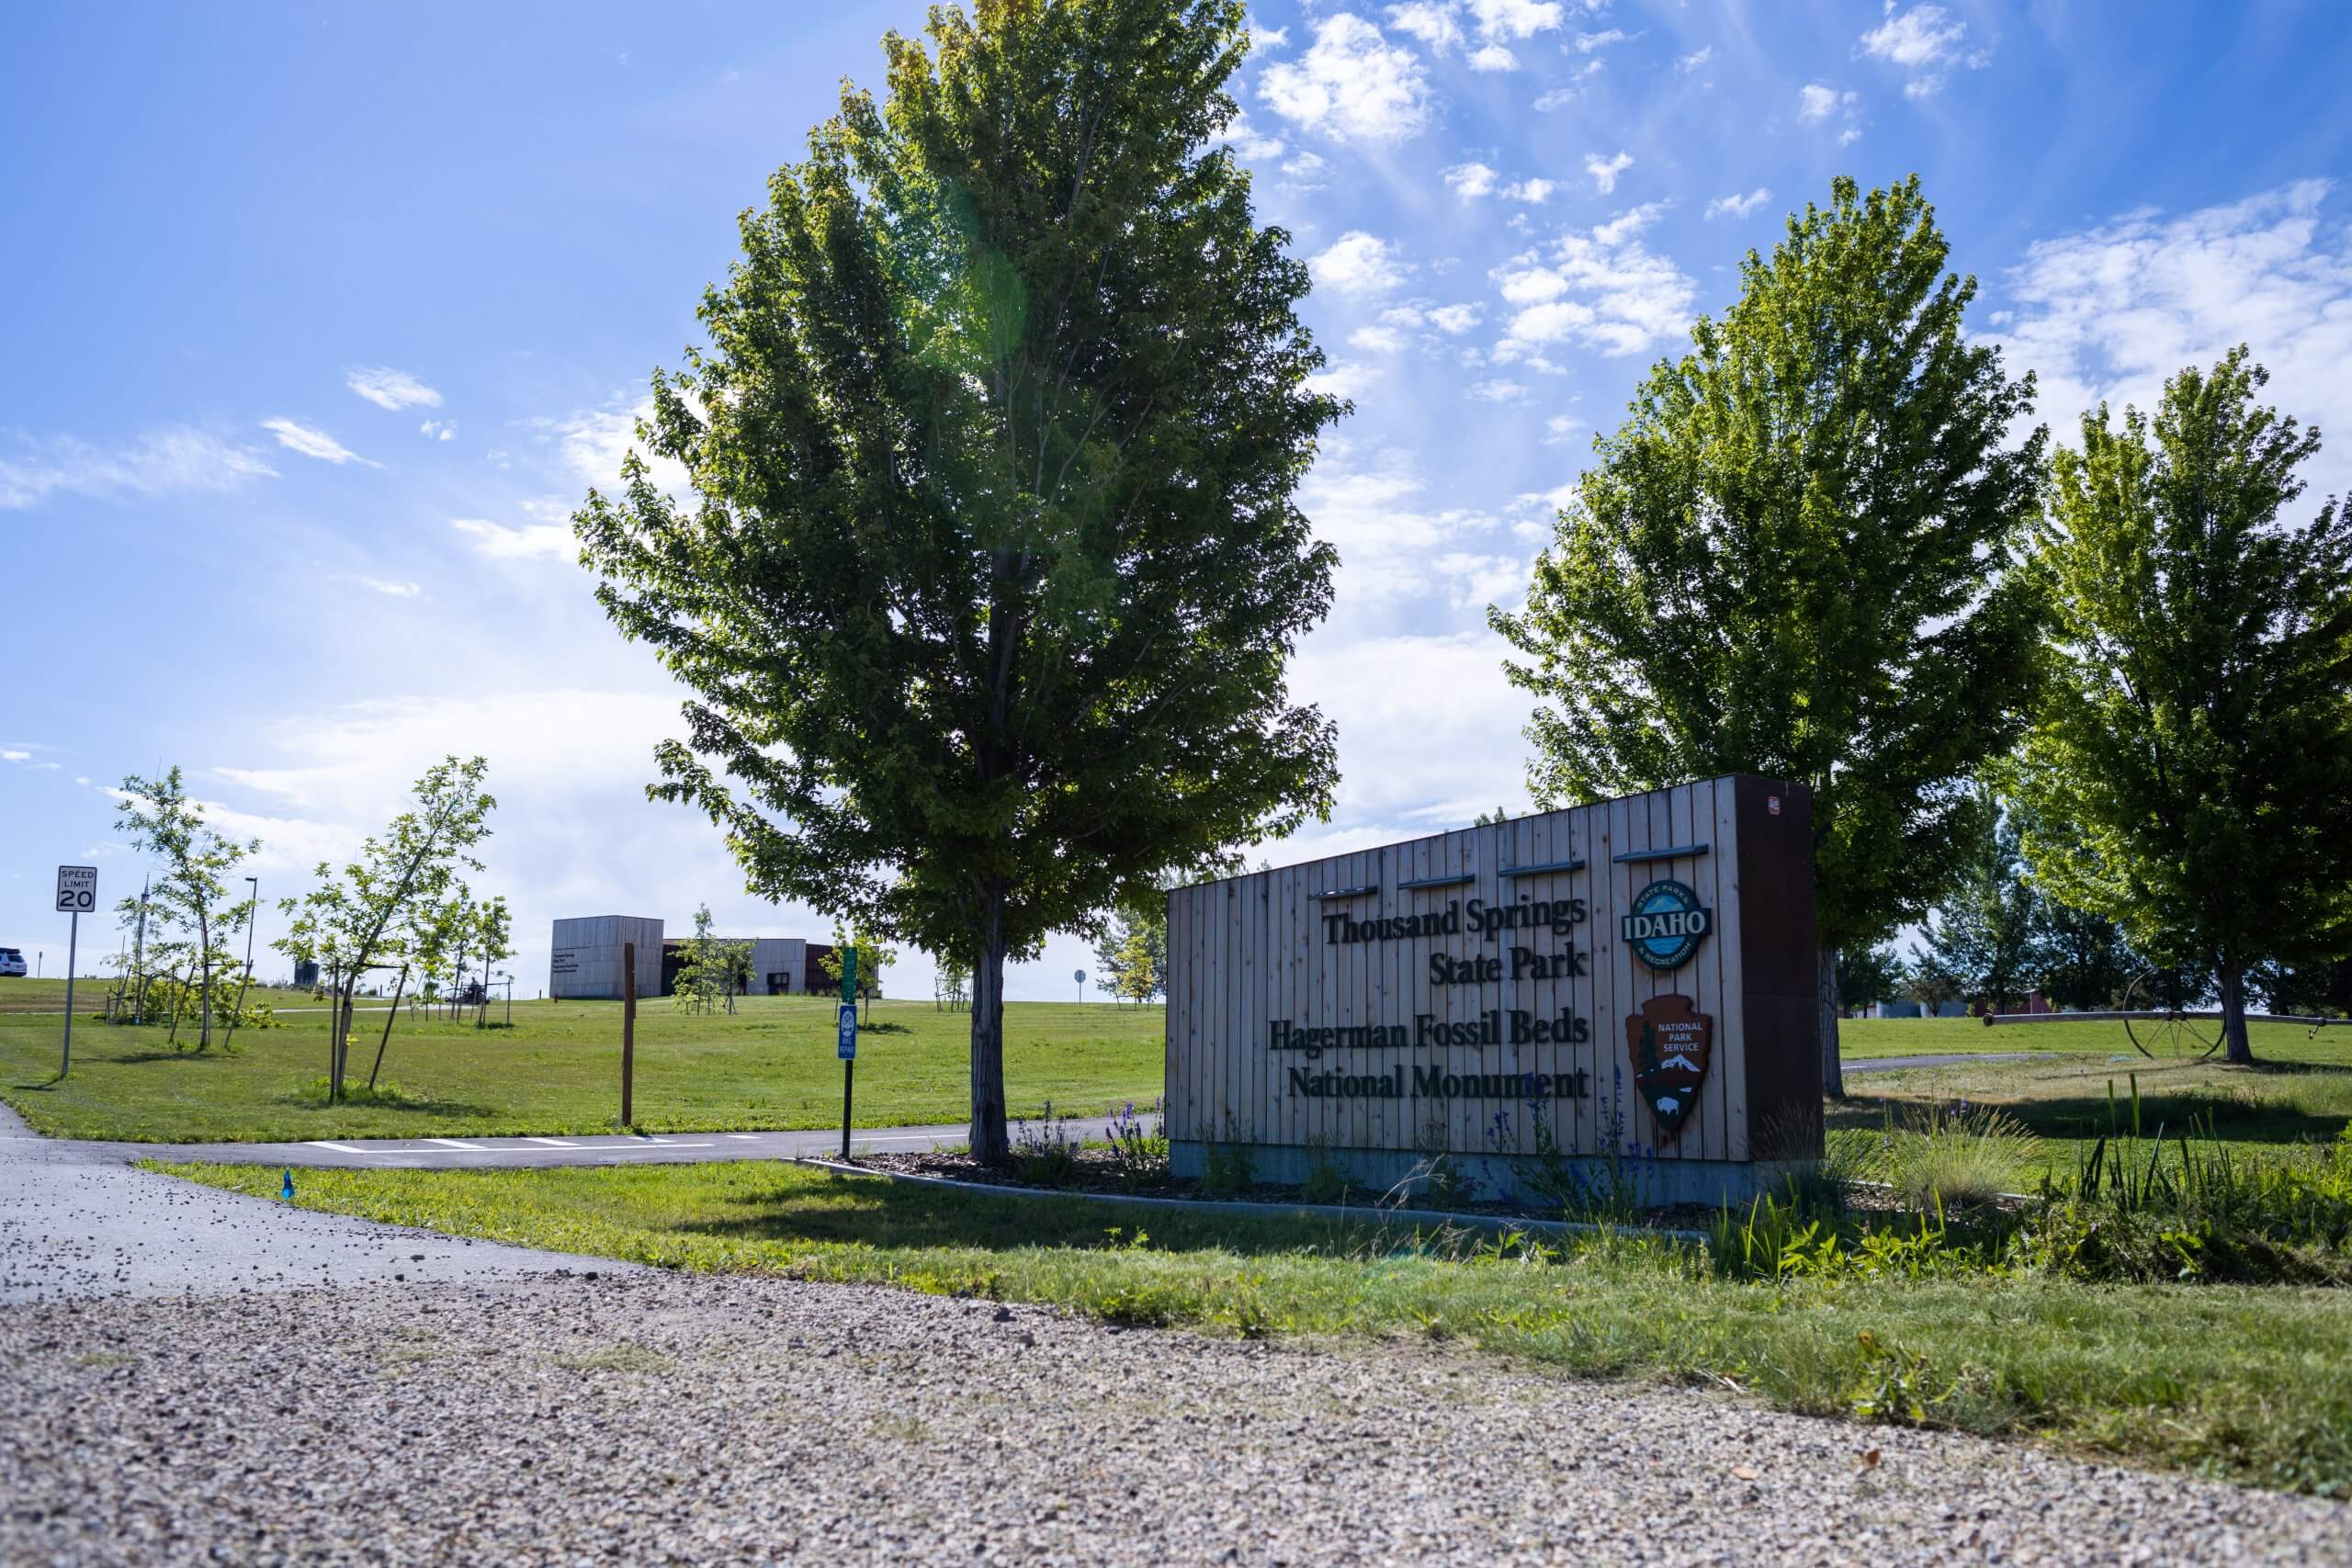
left=5, top=1, right=2349, bottom=998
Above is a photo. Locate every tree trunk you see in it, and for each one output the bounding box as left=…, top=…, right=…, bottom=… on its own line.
left=968, top=888, right=1012, bottom=1165
left=369, top=964, right=409, bottom=1090
left=2218, top=954, right=2256, bottom=1066
left=196, top=908, right=214, bottom=1053
left=1818, top=944, right=1846, bottom=1099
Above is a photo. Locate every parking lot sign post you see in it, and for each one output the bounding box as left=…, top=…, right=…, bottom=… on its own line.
left=838, top=946, right=858, bottom=1159
left=55, top=866, right=96, bottom=1077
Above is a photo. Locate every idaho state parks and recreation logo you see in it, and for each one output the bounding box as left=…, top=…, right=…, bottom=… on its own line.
left=1625, top=994, right=1713, bottom=1141
left=1620, top=879, right=1712, bottom=970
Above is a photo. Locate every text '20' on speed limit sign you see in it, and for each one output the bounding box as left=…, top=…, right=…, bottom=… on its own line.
left=56, top=866, right=97, bottom=914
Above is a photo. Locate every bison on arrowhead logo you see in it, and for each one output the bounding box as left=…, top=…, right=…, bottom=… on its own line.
left=1624, top=994, right=1713, bottom=1141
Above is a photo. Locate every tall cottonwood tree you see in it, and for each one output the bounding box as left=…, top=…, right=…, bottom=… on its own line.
left=1490, top=175, right=2044, bottom=1095
left=576, top=0, right=1340, bottom=1159
left=2009, top=351, right=2352, bottom=1064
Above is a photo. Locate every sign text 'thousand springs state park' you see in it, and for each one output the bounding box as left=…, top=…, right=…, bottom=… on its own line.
left=1162, top=775, right=1821, bottom=1173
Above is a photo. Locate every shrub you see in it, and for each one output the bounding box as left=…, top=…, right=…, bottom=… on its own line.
left=1201, top=1118, right=1256, bottom=1198
left=1010, top=1101, right=1080, bottom=1187
left=1102, top=1100, right=1169, bottom=1192
left=1883, top=1101, right=2039, bottom=1210
left=1301, top=1139, right=1351, bottom=1205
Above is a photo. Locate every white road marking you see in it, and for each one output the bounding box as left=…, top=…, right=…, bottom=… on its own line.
left=643, top=1140, right=716, bottom=1148
left=727, top=1134, right=759, bottom=1141
left=422, top=1138, right=487, bottom=1150
left=522, top=1137, right=579, bottom=1146
left=304, top=1141, right=370, bottom=1154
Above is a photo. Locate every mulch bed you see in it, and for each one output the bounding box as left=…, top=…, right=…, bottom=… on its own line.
left=842, top=1145, right=1726, bottom=1229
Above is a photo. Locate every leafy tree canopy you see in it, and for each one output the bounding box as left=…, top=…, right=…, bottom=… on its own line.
left=2010, top=349, right=2352, bottom=1063
left=1490, top=175, right=2045, bottom=1091
left=575, top=0, right=1340, bottom=1156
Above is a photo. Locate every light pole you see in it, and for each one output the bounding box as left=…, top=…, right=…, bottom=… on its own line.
left=220, top=876, right=259, bottom=1052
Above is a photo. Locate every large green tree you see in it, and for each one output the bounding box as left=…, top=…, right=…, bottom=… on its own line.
left=2009, top=350, right=2352, bottom=1065
left=1490, top=175, right=2045, bottom=1095
left=576, top=0, right=1339, bottom=1160
left=1918, top=786, right=2045, bottom=1014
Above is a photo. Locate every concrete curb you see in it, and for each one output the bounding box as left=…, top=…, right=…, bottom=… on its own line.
left=786, top=1156, right=1713, bottom=1243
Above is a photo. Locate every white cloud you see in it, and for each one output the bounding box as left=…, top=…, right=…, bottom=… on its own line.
left=1468, top=0, right=1564, bottom=41
left=0, top=750, right=28, bottom=762
left=1503, top=177, right=1555, bottom=204
left=0, top=427, right=277, bottom=510
left=1543, top=413, right=1585, bottom=445
left=1310, top=231, right=1412, bottom=298
left=1583, top=150, right=1633, bottom=194
left=1219, top=108, right=1288, bottom=161
left=1307, top=360, right=1386, bottom=400
left=1283, top=151, right=1329, bottom=188
left=1426, top=303, right=1484, bottom=333
left=1252, top=21, right=1289, bottom=50
left=1572, top=28, right=1626, bottom=52
left=1465, top=378, right=1530, bottom=402
left=1385, top=2, right=1464, bottom=53
left=1675, top=46, right=1713, bottom=74
left=1859, top=5, right=1967, bottom=68
left=1295, top=445, right=1510, bottom=609
left=1443, top=162, right=1499, bottom=198
left=1349, top=324, right=1406, bottom=353
left=1993, top=179, right=2352, bottom=499
left=262, top=417, right=377, bottom=467
left=451, top=517, right=576, bottom=559
left=1860, top=6, right=1987, bottom=99
left=345, top=367, right=443, bottom=411
left=1467, top=42, right=1519, bottom=72
left=1292, top=624, right=1533, bottom=824
left=356, top=577, right=422, bottom=598
left=542, top=401, right=695, bottom=498
left=419, top=419, right=457, bottom=441
left=1490, top=205, right=1695, bottom=360
left=1262, top=14, right=1433, bottom=144
left=1797, top=84, right=1848, bottom=122
left=1704, top=187, right=1772, bottom=220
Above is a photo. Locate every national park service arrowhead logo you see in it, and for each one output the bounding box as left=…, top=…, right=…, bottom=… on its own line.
left=1624, top=994, right=1712, bottom=1142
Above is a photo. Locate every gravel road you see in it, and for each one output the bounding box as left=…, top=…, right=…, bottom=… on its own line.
left=0, top=1103, right=634, bottom=1303
left=5, top=1269, right=2348, bottom=1567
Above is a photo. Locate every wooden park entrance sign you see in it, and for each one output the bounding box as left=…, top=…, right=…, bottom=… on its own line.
left=1163, top=774, right=1820, bottom=1203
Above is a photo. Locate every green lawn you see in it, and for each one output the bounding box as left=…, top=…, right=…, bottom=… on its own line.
left=7, top=993, right=2346, bottom=1148
left=0, top=995, right=1167, bottom=1142
left=1838, top=1032, right=2352, bottom=1185
left=165, top=1156, right=2352, bottom=1495
left=1836, top=1013, right=2340, bottom=1060
left=0, top=976, right=315, bottom=1015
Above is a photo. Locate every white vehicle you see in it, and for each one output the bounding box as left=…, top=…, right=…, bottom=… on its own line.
left=0, top=947, right=27, bottom=978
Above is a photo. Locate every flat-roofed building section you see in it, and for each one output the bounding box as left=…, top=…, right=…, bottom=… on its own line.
left=660, top=936, right=815, bottom=996
left=549, top=916, right=664, bottom=1000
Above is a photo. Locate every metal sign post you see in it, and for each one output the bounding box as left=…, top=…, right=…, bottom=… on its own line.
left=621, top=941, right=638, bottom=1128
left=55, top=866, right=96, bottom=1077
left=838, top=946, right=858, bottom=1159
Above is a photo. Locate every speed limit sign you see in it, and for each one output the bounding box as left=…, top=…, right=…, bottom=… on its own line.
left=55, top=865, right=97, bottom=913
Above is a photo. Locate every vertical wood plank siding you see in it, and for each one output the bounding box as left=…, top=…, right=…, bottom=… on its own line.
left=1163, top=775, right=1815, bottom=1163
